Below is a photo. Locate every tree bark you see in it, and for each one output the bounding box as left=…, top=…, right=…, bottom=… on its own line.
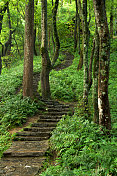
left=110, top=0, right=113, bottom=39
left=77, top=49, right=83, bottom=70
left=34, top=27, right=38, bottom=56
left=23, top=0, right=34, bottom=97
left=93, top=0, right=111, bottom=130
left=78, top=0, right=89, bottom=109
left=41, top=0, right=51, bottom=99
left=93, top=25, right=99, bottom=124
left=52, top=0, right=60, bottom=67
left=88, top=38, right=95, bottom=91
left=74, top=0, right=78, bottom=52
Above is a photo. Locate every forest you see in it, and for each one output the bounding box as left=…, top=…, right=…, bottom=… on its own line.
left=0, top=0, right=117, bottom=175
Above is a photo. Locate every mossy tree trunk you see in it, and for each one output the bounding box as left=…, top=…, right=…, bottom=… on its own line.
left=41, top=0, right=51, bottom=99
left=110, top=0, right=113, bottom=39
left=74, top=0, right=78, bottom=52
left=78, top=0, right=89, bottom=110
left=93, top=25, right=99, bottom=124
left=23, top=0, right=34, bottom=97
left=88, top=38, right=95, bottom=91
left=52, top=0, right=60, bottom=67
left=93, top=0, right=111, bottom=130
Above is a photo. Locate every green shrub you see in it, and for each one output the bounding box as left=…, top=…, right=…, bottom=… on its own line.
left=49, top=55, right=83, bottom=102
left=41, top=111, right=117, bottom=176
left=0, top=94, right=43, bottom=128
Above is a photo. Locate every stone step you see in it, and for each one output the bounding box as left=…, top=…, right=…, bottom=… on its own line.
left=0, top=156, right=45, bottom=176
left=23, top=126, right=55, bottom=132
left=31, top=122, right=57, bottom=128
left=3, top=151, right=45, bottom=157
left=46, top=104, right=69, bottom=108
left=15, top=131, right=51, bottom=137
left=38, top=119, right=60, bottom=123
left=14, top=136, right=49, bottom=141
left=4, top=141, right=48, bottom=154
left=45, top=111, right=68, bottom=116
left=42, top=101, right=60, bottom=105
left=46, top=107, right=69, bottom=112
left=39, top=115, right=61, bottom=119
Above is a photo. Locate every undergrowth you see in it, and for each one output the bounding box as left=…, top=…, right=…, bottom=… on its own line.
left=0, top=56, right=43, bottom=158
left=39, top=40, right=117, bottom=175
left=50, top=53, right=83, bottom=102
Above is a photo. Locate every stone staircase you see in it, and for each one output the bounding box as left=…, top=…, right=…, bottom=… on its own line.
left=0, top=100, right=71, bottom=176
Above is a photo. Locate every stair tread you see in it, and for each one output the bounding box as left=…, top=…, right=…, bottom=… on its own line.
left=23, top=127, right=55, bottom=132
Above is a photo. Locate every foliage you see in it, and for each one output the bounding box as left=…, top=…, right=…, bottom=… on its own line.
left=40, top=109, right=117, bottom=176
left=40, top=39, right=117, bottom=176
left=0, top=126, right=12, bottom=158
left=0, top=94, right=41, bottom=128
left=49, top=53, right=83, bottom=102
left=0, top=56, right=42, bottom=157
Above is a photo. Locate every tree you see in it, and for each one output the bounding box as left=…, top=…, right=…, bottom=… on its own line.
left=52, top=0, right=60, bottom=66
left=23, top=0, right=34, bottom=97
left=0, top=1, right=9, bottom=74
left=40, top=0, right=51, bottom=99
left=93, top=25, right=99, bottom=124
left=41, top=0, right=60, bottom=99
left=78, top=0, right=89, bottom=110
left=93, top=0, right=111, bottom=130
left=110, top=0, right=114, bottom=39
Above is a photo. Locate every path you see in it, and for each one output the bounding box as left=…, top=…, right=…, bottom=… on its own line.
left=0, top=51, right=74, bottom=176
left=0, top=100, right=71, bottom=176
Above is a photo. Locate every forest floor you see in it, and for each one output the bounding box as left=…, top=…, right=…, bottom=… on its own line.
left=9, top=51, right=74, bottom=135
left=0, top=51, right=75, bottom=176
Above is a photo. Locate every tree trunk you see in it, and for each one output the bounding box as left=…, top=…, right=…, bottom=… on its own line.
left=77, top=12, right=81, bottom=54
left=78, top=0, right=89, bottom=109
left=93, top=25, right=99, bottom=124
left=93, top=0, right=111, bottom=130
left=77, top=48, right=83, bottom=70
left=52, top=0, right=60, bottom=67
left=41, top=0, right=51, bottom=99
left=74, top=0, right=78, bottom=52
left=110, top=0, right=113, bottom=39
left=88, top=38, right=95, bottom=91
left=23, top=0, right=34, bottom=97
left=0, top=1, right=9, bottom=74
left=34, top=27, right=38, bottom=56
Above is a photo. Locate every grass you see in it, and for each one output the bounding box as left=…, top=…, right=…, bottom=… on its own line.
left=0, top=56, right=43, bottom=158
left=0, top=38, right=117, bottom=175
left=39, top=39, right=117, bottom=175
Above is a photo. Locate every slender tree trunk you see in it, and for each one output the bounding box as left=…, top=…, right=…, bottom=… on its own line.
left=77, top=12, right=81, bottom=54
left=52, top=0, right=60, bottom=67
left=115, top=8, right=117, bottom=35
left=110, top=0, right=113, bottom=39
left=0, top=1, right=9, bottom=74
left=23, top=0, right=34, bottom=97
left=13, top=34, right=22, bottom=60
left=88, top=38, right=95, bottom=90
left=93, top=0, right=111, bottom=130
left=74, top=0, right=78, bottom=52
left=34, top=27, right=38, bottom=56
left=41, top=0, right=51, bottom=99
left=78, top=0, right=89, bottom=109
left=93, top=25, right=99, bottom=124
left=77, top=48, right=83, bottom=70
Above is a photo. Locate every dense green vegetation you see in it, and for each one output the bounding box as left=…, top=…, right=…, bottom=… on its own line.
left=0, top=57, right=42, bottom=157
left=0, top=0, right=117, bottom=175
left=38, top=39, right=117, bottom=176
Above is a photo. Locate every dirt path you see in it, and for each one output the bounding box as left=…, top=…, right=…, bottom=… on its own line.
left=54, top=51, right=74, bottom=71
